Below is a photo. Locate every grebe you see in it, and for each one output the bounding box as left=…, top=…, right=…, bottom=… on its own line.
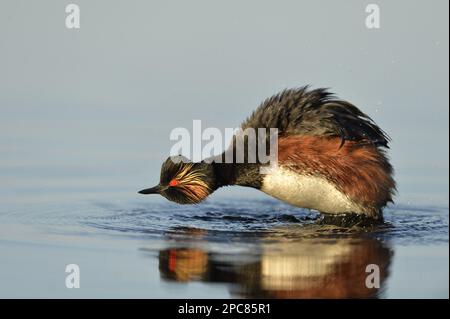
left=139, top=87, right=396, bottom=221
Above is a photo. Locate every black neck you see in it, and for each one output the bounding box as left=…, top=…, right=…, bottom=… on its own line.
left=211, top=161, right=263, bottom=189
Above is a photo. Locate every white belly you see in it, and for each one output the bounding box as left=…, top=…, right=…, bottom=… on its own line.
left=261, top=167, right=363, bottom=214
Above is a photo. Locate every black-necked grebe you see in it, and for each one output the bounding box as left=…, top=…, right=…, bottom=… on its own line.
left=139, top=87, right=396, bottom=221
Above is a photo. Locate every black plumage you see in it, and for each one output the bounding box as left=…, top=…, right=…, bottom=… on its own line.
left=241, top=86, right=390, bottom=148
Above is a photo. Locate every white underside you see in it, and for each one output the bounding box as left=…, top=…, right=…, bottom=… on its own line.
left=261, top=167, right=364, bottom=214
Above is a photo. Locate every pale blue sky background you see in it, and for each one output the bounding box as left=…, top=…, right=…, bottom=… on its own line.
left=0, top=0, right=448, bottom=206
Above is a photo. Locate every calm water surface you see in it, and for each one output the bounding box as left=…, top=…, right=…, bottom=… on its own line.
left=0, top=0, right=448, bottom=300
left=0, top=195, right=447, bottom=298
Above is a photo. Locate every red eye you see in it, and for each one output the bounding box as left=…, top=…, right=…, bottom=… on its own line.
left=169, top=179, right=178, bottom=187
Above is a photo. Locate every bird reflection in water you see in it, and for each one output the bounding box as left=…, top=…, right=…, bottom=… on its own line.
left=156, top=225, right=393, bottom=298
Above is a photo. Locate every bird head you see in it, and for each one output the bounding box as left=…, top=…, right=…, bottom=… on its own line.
left=139, top=155, right=215, bottom=204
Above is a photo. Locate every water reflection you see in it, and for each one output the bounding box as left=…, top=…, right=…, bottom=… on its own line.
left=157, top=228, right=394, bottom=298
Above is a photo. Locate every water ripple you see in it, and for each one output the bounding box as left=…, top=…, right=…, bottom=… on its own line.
left=0, top=199, right=447, bottom=245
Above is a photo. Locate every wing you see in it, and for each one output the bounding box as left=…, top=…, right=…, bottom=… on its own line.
left=241, top=86, right=390, bottom=148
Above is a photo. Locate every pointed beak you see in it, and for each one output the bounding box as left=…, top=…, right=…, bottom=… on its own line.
left=138, top=185, right=163, bottom=195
